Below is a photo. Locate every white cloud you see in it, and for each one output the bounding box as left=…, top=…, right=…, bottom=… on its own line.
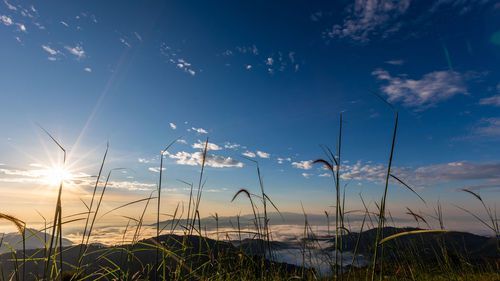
left=134, top=32, right=142, bottom=41
left=3, top=0, right=16, bottom=11
left=337, top=159, right=500, bottom=192
left=192, top=140, right=221, bottom=151
left=60, top=21, right=69, bottom=27
left=372, top=69, right=468, bottom=109
left=169, top=122, right=177, bottom=130
left=41, top=45, right=57, bottom=55
left=105, top=181, right=156, bottom=191
left=177, top=139, right=187, bottom=144
left=34, top=22, right=45, bottom=30
left=138, top=158, right=150, bottom=163
left=0, top=167, right=155, bottom=191
left=318, top=173, right=331, bottom=177
left=47, top=57, right=56, bottom=61
left=292, top=160, right=313, bottom=170
left=324, top=0, right=410, bottom=42
left=235, top=45, right=259, bottom=55
left=84, top=67, right=91, bottom=72
left=148, top=167, right=166, bottom=173
left=242, top=151, right=256, bottom=158
left=191, top=127, right=207, bottom=134
left=252, top=45, right=259, bottom=55
left=479, top=95, right=500, bottom=106
left=473, top=118, right=500, bottom=137
left=119, top=38, right=131, bottom=48
left=430, top=0, right=493, bottom=15
left=339, top=161, right=387, bottom=182
left=301, top=173, right=311, bottom=178
left=228, top=45, right=299, bottom=73
left=277, top=157, right=292, bottom=164
left=160, top=43, right=197, bottom=76
left=166, top=151, right=243, bottom=168
left=385, top=59, right=405, bottom=65
left=65, top=44, right=85, bottom=59
left=256, top=151, right=270, bottom=159
left=16, top=23, right=25, bottom=32
left=224, top=142, right=240, bottom=149
left=412, top=161, right=500, bottom=183
left=1, top=15, right=13, bottom=26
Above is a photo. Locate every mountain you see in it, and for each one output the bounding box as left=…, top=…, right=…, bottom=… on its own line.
left=0, top=228, right=73, bottom=252
left=0, top=234, right=309, bottom=280
left=327, top=226, right=500, bottom=260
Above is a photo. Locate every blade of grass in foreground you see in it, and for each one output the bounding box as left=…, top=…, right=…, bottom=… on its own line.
left=379, top=229, right=454, bottom=245
left=369, top=91, right=398, bottom=281
left=155, top=137, right=180, bottom=280
left=0, top=213, right=25, bottom=281
left=75, top=143, right=109, bottom=276
left=39, top=126, right=66, bottom=281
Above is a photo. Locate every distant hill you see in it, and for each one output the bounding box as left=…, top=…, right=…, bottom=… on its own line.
left=231, top=226, right=500, bottom=262
left=0, top=233, right=308, bottom=280
left=327, top=226, right=500, bottom=260
left=0, top=228, right=72, bottom=252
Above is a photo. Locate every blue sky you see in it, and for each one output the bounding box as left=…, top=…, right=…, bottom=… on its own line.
left=0, top=0, right=500, bottom=236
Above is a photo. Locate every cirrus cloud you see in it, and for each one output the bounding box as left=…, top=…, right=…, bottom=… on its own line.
left=323, top=0, right=410, bottom=43
left=372, top=69, right=468, bottom=110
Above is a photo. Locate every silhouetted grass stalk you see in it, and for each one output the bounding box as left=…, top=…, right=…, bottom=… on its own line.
left=155, top=137, right=179, bottom=279
left=370, top=94, right=398, bottom=281
left=39, top=127, right=66, bottom=281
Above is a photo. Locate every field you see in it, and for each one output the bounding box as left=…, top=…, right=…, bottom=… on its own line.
left=1, top=107, right=499, bottom=281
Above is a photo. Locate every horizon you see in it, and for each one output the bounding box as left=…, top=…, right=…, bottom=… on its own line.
left=1, top=0, right=500, bottom=243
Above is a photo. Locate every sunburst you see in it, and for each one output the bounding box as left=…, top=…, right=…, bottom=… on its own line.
left=40, top=164, right=73, bottom=186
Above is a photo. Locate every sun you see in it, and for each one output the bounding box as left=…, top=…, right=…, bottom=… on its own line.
left=42, top=165, right=73, bottom=186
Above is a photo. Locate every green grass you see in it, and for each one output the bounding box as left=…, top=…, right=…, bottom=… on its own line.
left=1, top=97, right=499, bottom=280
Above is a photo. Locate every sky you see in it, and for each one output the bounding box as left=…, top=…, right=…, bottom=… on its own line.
left=0, top=0, right=500, bottom=239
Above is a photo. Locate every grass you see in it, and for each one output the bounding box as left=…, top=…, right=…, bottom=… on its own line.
left=1, top=97, right=499, bottom=280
